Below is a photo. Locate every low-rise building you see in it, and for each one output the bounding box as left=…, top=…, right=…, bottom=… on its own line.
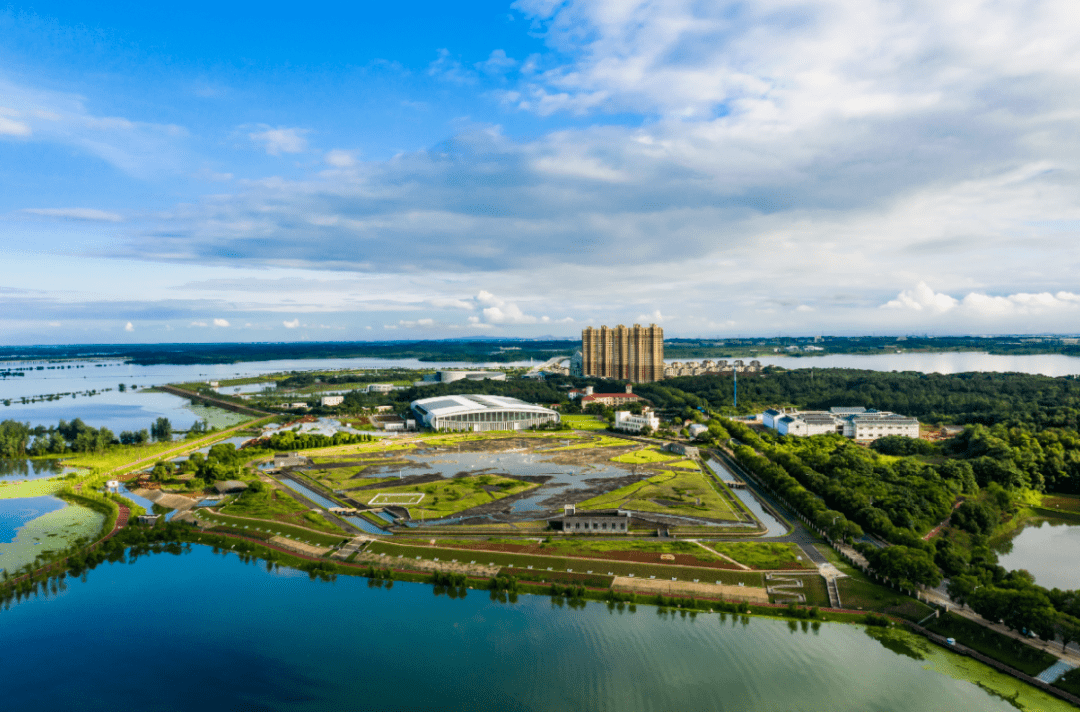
left=365, top=383, right=397, bottom=393
left=579, top=384, right=648, bottom=408
left=613, top=409, right=660, bottom=433
left=320, top=395, right=344, bottom=407
left=687, top=423, right=708, bottom=439
left=763, top=406, right=919, bottom=441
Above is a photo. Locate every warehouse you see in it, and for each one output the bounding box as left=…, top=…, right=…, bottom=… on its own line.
left=410, top=394, right=560, bottom=432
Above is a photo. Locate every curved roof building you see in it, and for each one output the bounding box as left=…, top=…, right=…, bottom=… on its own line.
left=410, top=394, right=559, bottom=432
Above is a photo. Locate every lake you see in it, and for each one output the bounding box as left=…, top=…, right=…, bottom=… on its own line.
left=0, top=545, right=1069, bottom=712
left=751, top=351, right=1080, bottom=376
left=994, top=518, right=1080, bottom=590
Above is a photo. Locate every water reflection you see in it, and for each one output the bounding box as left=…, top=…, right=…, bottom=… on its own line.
left=0, top=458, right=71, bottom=482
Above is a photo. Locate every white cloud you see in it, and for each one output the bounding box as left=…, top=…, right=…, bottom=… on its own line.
left=248, top=126, right=309, bottom=155
left=190, top=321, right=208, bottom=327
left=398, top=318, right=436, bottom=328
left=882, top=283, right=960, bottom=313
left=283, top=318, right=300, bottom=328
left=0, top=115, right=31, bottom=136
left=23, top=207, right=123, bottom=222
left=795, top=305, right=815, bottom=313
left=476, top=49, right=517, bottom=75
left=213, top=318, right=230, bottom=327
left=124, top=321, right=134, bottom=332
left=324, top=149, right=358, bottom=167
left=636, top=309, right=666, bottom=323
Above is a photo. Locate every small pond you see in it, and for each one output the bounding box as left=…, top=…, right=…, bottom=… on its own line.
left=994, top=518, right=1080, bottom=590
left=706, top=458, right=788, bottom=535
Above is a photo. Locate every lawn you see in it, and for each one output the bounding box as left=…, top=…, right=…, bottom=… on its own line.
left=560, top=415, right=610, bottom=431
left=577, top=469, right=741, bottom=521
left=219, top=486, right=343, bottom=533
left=356, top=474, right=537, bottom=519
left=667, top=460, right=700, bottom=470
left=611, top=448, right=681, bottom=465
left=364, top=540, right=766, bottom=587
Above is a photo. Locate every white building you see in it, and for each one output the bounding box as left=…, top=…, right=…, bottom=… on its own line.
left=764, top=406, right=919, bottom=442
left=687, top=423, right=709, bottom=439
left=411, top=394, right=559, bottom=432
left=320, top=395, right=344, bottom=407
left=613, top=410, right=660, bottom=433
left=365, top=383, right=397, bottom=393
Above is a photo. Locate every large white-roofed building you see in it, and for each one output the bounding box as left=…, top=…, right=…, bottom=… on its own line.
left=410, top=394, right=560, bottom=432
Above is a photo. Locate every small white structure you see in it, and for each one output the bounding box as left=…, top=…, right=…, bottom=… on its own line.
left=365, top=383, right=396, bottom=394
left=320, top=395, right=344, bottom=407
left=688, top=423, right=708, bottom=439
left=613, top=409, right=660, bottom=433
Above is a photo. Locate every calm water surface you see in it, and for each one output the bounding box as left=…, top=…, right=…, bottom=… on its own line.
left=0, top=495, right=65, bottom=542
left=995, top=519, right=1080, bottom=590
left=0, top=546, right=1046, bottom=712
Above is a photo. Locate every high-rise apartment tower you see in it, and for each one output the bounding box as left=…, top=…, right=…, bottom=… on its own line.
left=581, top=324, right=664, bottom=382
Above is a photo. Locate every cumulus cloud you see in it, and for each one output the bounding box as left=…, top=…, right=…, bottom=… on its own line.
left=248, top=126, right=309, bottom=155
left=124, top=321, right=134, bottom=332
left=23, top=207, right=123, bottom=222
left=883, top=284, right=1080, bottom=321
left=636, top=309, right=666, bottom=323
left=212, top=318, right=230, bottom=327
left=283, top=318, right=300, bottom=328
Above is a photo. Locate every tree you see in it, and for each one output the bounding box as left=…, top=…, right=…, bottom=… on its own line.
left=151, top=417, right=172, bottom=442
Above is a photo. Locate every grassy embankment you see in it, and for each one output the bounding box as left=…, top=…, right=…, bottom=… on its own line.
left=925, top=613, right=1059, bottom=677
left=219, top=485, right=343, bottom=534
left=364, top=540, right=765, bottom=586
left=191, top=510, right=348, bottom=547
left=812, top=544, right=936, bottom=622
left=422, top=537, right=811, bottom=570
left=577, top=469, right=743, bottom=521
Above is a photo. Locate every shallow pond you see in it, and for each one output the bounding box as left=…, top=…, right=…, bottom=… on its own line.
left=0, top=546, right=1070, bottom=711
left=994, top=518, right=1080, bottom=590
left=0, top=496, right=104, bottom=574
left=706, top=458, right=788, bottom=535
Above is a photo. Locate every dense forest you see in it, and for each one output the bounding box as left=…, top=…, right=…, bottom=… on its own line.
left=635, top=368, right=1080, bottom=428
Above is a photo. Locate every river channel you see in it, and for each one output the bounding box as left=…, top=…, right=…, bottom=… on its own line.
left=0, top=545, right=1070, bottom=712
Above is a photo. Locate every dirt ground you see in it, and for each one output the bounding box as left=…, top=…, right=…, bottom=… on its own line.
left=611, top=576, right=769, bottom=603
left=354, top=550, right=498, bottom=578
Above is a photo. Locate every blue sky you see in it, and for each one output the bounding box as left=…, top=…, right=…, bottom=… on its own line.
left=3, top=0, right=1080, bottom=344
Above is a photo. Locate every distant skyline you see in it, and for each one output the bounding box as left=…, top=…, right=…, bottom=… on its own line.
left=3, top=1, right=1080, bottom=344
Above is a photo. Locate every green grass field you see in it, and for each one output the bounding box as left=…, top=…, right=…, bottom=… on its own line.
left=666, top=460, right=700, bottom=470
left=219, top=486, right=343, bottom=533
left=193, top=510, right=348, bottom=547
left=364, top=540, right=766, bottom=586
left=577, top=469, right=741, bottom=521
left=353, top=474, right=537, bottom=519
left=610, top=448, right=681, bottom=465
left=559, top=415, right=611, bottom=431
left=705, top=542, right=815, bottom=569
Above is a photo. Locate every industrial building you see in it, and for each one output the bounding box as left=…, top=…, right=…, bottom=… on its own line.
left=763, top=406, right=919, bottom=441
left=581, top=323, right=664, bottom=382
left=410, top=394, right=559, bottom=432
